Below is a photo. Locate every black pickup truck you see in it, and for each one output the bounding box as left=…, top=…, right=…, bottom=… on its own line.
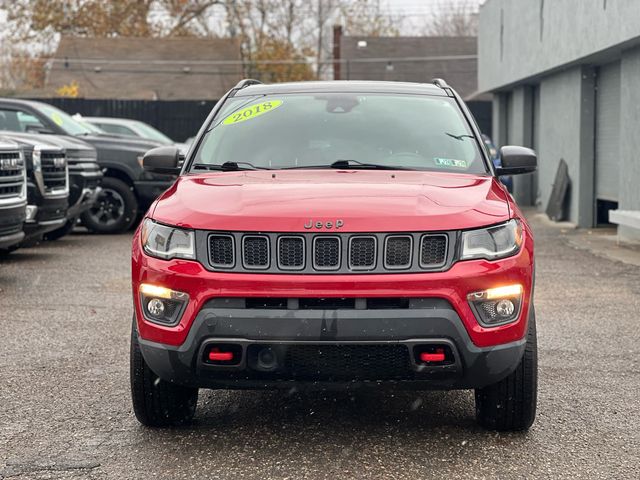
left=0, top=139, right=27, bottom=252
left=0, top=134, right=70, bottom=246
left=0, top=99, right=172, bottom=233
left=1, top=132, right=103, bottom=240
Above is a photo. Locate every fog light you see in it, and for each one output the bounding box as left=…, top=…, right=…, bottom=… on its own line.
left=25, top=205, right=38, bottom=222
left=147, top=298, right=165, bottom=317
left=139, top=283, right=189, bottom=326
left=467, top=284, right=523, bottom=327
left=496, top=299, right=515, bottom=317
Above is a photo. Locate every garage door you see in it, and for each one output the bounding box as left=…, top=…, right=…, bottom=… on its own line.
left=595, top=62, right=621, bottom=202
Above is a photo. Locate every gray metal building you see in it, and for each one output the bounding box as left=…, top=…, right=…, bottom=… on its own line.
left=479, top=0, right=640, bottom=241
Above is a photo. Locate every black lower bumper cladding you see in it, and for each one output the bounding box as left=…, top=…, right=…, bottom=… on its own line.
left=138, top=298, right=526, bottom=391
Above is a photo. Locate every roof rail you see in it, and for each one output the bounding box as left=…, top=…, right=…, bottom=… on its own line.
left=233, top=79, right=263, bottom=90
left=431, top=78, right=450, bottom=89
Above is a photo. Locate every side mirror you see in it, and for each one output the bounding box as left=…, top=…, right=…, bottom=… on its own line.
left=496, top=146, right=537, bottom=176
left=142, top=146, right=182, bottom=174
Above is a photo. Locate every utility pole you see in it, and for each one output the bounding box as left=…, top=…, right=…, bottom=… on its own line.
left=316, top=0, right=324, bottom=80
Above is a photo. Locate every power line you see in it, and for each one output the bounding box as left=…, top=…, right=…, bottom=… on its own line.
left=48, top=54, right=477, bottom=67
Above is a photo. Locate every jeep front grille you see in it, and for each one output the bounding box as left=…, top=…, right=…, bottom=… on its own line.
left=349, top=236, right=376, bottom=270
left=242, top=235, right=270, bottom=269
left=420, top=235, right=448, bottom=268
left=209, top=234, right=234, bottom=268
left=313, top=236, right=340, bottom=270
left=384, top=235, right=412, bottom=269
left=202, top=231, right=452, bottom=274
left=278, top=236, right=305, bottom=270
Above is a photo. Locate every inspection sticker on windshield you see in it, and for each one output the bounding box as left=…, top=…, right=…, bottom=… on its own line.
left=223, top=100, right=283, bottom=125
left=434, top=157, right=468, bottom=169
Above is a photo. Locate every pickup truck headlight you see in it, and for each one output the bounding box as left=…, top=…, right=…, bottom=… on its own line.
left=140, top=218, right=195, bottom=260
left=460, top=219, right=523, bottom=261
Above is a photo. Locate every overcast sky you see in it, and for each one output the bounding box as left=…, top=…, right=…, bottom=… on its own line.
left=379, top=0, right=483, bottom=33
left=382, top=0, right=483, bottom=13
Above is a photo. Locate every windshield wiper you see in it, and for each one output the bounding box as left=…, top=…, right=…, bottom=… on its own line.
left=329, top=159, right=413, bottom=170
left=446, top=132, right=476, bottom=141
left=192, top=161, right=271, bottom=171
left=281, top=159, right=414, bottom=171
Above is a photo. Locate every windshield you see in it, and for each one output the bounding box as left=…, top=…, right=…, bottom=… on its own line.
left=38, top=103, right=95, bottom=135
left=191, top=93, right=486, bottom=173
left=72, top=115, right=107, bottom=134
left=133, top=121, right=174, bottom=144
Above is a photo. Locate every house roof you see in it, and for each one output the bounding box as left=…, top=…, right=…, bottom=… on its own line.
left=339, top=36, right=490, bottom=101
left=45, top=36, right=243, bottom=100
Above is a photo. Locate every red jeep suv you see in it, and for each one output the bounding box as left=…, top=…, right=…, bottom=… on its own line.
left=131, top=79, right=538, bottom=431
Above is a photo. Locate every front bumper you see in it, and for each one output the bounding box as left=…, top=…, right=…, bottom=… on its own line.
left=67, top=167, right=102, bottom=218
left=136, top=300, right=527, bottom=390
left=23, top=195, right=68, bottom=242
left=0, top=202, right=26, bottom=249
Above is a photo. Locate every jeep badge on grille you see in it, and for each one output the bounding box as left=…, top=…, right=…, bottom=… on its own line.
left=304, top=219, right=344, bottom=229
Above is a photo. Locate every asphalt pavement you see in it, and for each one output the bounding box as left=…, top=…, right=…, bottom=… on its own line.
left=1, top=214, right=639, bottom=479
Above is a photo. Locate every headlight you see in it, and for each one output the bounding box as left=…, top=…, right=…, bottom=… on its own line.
left=460, top=219, right=523, bottom=261
left=140, top=218, right=195, bottom=260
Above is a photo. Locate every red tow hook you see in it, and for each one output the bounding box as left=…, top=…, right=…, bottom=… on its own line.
left=208, top=349, right=234, bottom=362
left=420, top=349, right=446, bottom=363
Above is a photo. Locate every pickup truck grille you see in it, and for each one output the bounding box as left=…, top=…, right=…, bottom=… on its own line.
left=40, top=151, right=67, bottom=191
left=203, top=231, right=451, bottom=274
left=0, top=151, right=25, bottom=201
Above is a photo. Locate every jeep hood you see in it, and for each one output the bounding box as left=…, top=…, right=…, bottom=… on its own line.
left=151, top=170, right=511, bottom=232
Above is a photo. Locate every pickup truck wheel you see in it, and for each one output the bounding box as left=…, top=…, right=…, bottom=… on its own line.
left=81, top=177, right=137, bottom=234
left=475, top=307, right=538, bottom=431
left=130, top=321, right=198, bottom=427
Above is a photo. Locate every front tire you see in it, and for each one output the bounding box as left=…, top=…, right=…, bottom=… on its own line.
left=130, top=321, right=198, bottom=427
left=81, top=177, right=138, bottom=234
left=475, top=307, right=538, bottom=431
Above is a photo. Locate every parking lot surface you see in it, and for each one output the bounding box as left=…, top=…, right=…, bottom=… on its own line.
left=1, top=215, right=639, bottom=479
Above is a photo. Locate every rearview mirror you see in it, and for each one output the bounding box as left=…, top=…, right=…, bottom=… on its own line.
left=142, top=146, right=182, bottom=174
left=496, top=146, right=537, bottom=176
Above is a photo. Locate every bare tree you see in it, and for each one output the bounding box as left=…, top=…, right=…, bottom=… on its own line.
left=424, top=0, right=479, bottom=37
left=0, top=0, right=413, bottom=89
left=338, top=0, right=400, bottom=37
